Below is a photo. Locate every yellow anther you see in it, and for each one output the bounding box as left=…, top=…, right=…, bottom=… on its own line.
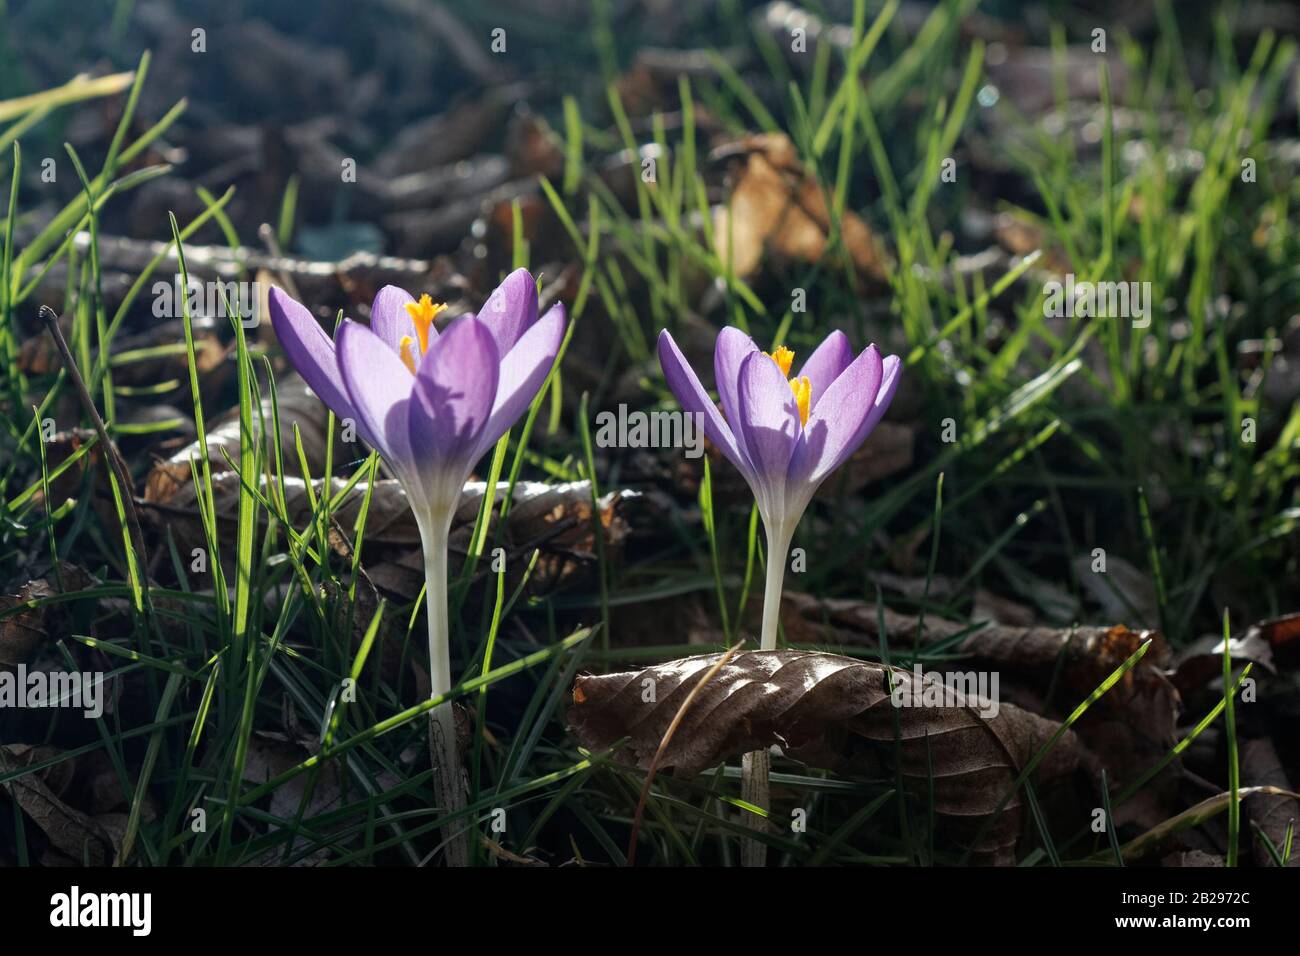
left=398, top=335, right=418, bottom=374
left=789, top=376, right=811, bottom=425
left=765, top=346, right=795, bottom=377
left=404, top=294, right=446, bottom=356
left=763, top=345, right=807, bottom=423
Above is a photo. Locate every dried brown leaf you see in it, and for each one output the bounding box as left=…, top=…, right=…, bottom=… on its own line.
left=142, top=373, right=352, bottom=506
left=1258, top=611, right=1300, bottom=669
left=1241, top=738, right=1300, bottom=867
left=0, top=565, right=100, bottom=667
left=144, top=474, right=635, bottom=601
left=569, top=649, right=1080, bottom=864
left=777, top=592, right=1179, bottom=792
left=711, top=132, right=889, bottom=282
left=0, top=745, right=116, bottom=865
left=1173, top=626, right=1275, bottom=696
left=1098, top=786, right=1300, bottom=864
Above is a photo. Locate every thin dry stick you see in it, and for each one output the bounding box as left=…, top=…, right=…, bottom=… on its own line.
left=37, top=305, right=149, bottom=575
left=256, top=222, right=304, bottom=302
left=626, top=641, right=745, bottom=867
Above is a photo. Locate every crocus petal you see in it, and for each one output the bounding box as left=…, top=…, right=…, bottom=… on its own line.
left=736, top=349, right=800, bottom=513
left=474, top=268, right=538, bottom=356
left=657, top=329, right=753, bottom=480
left=714, top=326, right=759, bottom=461
left=787, top=345, right=888, bottom=491
left=369, top=285, right=420, bottom=357
left=336, top=320, right=416, bottom=469
left=268, top=287, right=358, bottom=426
left=471, top=303, right=565, bottom=463
left=858, top=353, right=902, bottom=447
left=796, top=329, right=854, bottom=411
left=408, top=316, right=499, bottom=499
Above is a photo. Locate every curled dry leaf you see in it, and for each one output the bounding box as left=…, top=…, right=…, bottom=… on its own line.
left=1241, top=738, right=1300, bottom=867
left=146, top=474, right=423, bottom=557
left=711, top=132, right=889, bottom=282
left=569, top=649, right=1080, bottom=864
left=380, top=481, right=640, bottom=600
left=0, top=745, right=116, bottom=866
left=0, top=565, right=100, bottom=668
left=0, top=579, right=60, bottom=668
left=143, top=372, right=354, bottom=506
left=144, top=474, right=636, bottom=601
left=241, top=730, right=347, bottom=866
left=31, top=428, right=100, bottom=512
left=1172, top=626, right=1275, bottom=697
left=777, top=592, right=1179, bottom=794
left=1, top=744, right=76, bottom=802
left=1097, top=786, right=1300, bottom=864
left=1256, top=612, right=1300, bottom=670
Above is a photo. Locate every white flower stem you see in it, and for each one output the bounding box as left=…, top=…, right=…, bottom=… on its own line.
left=422, top=520, right=470, bottom=867
left=741, top=521, right=792, bottom=867
left=759, top=523, right=790, bottom=652
left=424, top=529, right=453, bottom=700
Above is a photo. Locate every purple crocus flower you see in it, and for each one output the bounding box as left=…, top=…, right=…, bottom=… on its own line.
left=269, top=269, right=564, bottom=529
left=658, top=324, right=900, bottom=868
left=269, top=268, right=564, bottom=866
left=657, top=326, right=900, bottom=649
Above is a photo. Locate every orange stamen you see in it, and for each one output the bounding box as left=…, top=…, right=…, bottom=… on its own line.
left=398, top=335, right=418, bottom=374
left=765, top=346, right=795, bottom=377
left=790, top=375, right=811, bottom=425
left=763, top=345, right=808, bottom=424
left=404, top=294, right=446, bottom=356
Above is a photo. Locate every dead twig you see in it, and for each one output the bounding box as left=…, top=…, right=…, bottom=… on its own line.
left=37, top=305, right=150, bottom=578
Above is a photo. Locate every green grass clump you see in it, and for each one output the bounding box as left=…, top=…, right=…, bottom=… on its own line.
left=0, top=1, right=1295, bottom=866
